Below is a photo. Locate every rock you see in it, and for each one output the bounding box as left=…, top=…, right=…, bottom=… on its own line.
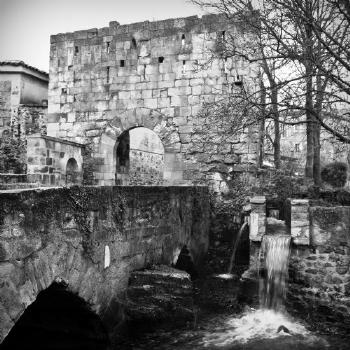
left=277, top=325, right=290, bottom=334
left=126, top=265, right=194, bottom=327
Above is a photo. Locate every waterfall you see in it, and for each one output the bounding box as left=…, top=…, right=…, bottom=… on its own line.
left=258, top=235, right=291, bottom=311
left=227, top=221, right=248, bottom=274
left=203, top=233, right=322, bottom=346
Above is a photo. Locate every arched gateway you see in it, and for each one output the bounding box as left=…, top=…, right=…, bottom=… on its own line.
left=95, top=119, right=184, bottom=186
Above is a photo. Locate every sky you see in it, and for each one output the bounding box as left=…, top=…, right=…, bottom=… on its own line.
left=0, top=0, right=204, bottom=72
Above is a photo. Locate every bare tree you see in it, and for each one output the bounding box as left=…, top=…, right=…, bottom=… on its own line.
left=192, top=0, right=350, bottom=185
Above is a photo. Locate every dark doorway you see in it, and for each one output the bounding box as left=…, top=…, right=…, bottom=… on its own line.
left=65, top=157, right=79, bottom=185
left=115, top=131, right=130, bottom=185
left=0, top=282, right=110, bottom=350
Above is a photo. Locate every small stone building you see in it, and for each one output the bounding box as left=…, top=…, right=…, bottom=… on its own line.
left=0, top=61, right=85, bottom=187
left=0, top=61, right=49, bottom=139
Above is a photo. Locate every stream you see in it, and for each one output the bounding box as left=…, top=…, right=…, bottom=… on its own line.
left=117, top=232, right=350, bottom=349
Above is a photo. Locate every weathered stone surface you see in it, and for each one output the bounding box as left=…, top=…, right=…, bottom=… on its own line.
left=47, top=14, right=259, bottom=187
left=286, top=198, right=310, bottom=245
left=126, top=265, right=194, bottom=325
left=249, top=196, right=266, bottom=242
left=0, top=186, right=209, bottom=343
left=288, top=206, right=350, bottom=333
left=26, top=134, right=84, bottom=186
left=310, top=206, right=350, bottom=247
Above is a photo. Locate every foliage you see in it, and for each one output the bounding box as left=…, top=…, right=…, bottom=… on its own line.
left=321, top=162, right=348, bottom=188
left=191, top=0, right=350, bottom=185
left=0, top=137, right=26, bottom=173
left=257, top=170, right=304, bottom=202
left=82, top=144, right=95, bottom=185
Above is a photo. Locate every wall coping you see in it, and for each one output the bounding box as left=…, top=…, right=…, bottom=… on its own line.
left=27, top=134, right=85, bottom=148
left=250, top=196, right=266, bottom=204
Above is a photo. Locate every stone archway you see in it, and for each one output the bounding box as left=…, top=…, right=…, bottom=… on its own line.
left=65, top=157, right=80, bottom=185
left=115, top=127, right=165, bottom=185
left=0, top=237, right=125, bottom=345
left=96, top=119, right=184, bottom=186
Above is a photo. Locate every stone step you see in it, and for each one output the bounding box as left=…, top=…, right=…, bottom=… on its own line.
left=126, top=265, right=194, bottom=325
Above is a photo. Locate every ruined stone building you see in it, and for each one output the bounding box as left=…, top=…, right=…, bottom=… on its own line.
left=37, top=14, right=260, bottom=188
left=0, top=61, right=48, bottom=140
left=265, top=112, right=350, bottom=174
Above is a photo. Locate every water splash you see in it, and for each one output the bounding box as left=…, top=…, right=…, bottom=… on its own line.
left=259, top=235, right=291, bottom=311
left=203, top=234, right=327, bottom=348
left=202, top=308, right=320, bottom=347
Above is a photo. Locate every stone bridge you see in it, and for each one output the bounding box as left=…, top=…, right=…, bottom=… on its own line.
left=0, top=186, right=209, bottom=344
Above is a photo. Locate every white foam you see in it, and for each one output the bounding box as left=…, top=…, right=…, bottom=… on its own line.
left=215, top=274, right=235, bottom=280
left=203, top=309, right=320, bottom=347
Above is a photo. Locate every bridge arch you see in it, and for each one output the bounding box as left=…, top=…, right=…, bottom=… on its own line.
left=1, top=281, right=110, bottom=350
left=0, top=186, right=209, bottom=345
left=0, top=240, right=124, bottom=345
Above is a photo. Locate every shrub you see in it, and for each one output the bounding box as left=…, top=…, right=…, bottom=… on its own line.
left=321, top=162, right=348, bottom=188
left=0, top=137, right=26, bottom=173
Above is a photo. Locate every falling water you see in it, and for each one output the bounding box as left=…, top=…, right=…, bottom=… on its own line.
left=259, top=235, right=291, bottom=311
left=203, top=232, right=325, bottom=347
left=227, top=221, right=248, bottom=274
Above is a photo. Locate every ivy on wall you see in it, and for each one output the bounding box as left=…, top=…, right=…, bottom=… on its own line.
left=0, top=137, right=27, bottom=173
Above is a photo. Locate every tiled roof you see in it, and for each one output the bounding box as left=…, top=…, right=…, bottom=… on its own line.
left=0, top=60, right=48, bottom=77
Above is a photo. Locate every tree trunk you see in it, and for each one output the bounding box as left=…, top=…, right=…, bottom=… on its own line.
left=271, top=86, right=281, bottom=169
left=304, top=2, right=315, bottom=179
left=257, top=79, right=266, bottom=168
left=313, top=72, right=325, bottom=187
left=313, top=121, right=321, bottom=186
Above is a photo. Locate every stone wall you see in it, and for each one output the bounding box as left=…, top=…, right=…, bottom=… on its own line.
left=13, top=105, right=47, bottom=139
left=288, top=205, right=350, bottom=332
left=26, top=135, right=84, bottom=186
left=0, top=185, right=210, bottom=343
left=0, top=174, right=29, bottom=190
left=48, top=14, right=259, bottom=186
left=0, top=81, right=11, bottom=137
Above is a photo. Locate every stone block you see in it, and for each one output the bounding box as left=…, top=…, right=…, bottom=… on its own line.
left=158, top=81, right=174, bottom=89
left=143, top=98, right=158, bottom=109
left=192, top=85, right=202, bottom=95
left=173, top=116, right=187, bottom=126
left=141, top=90, right=152, bottom=99
left=175, top=79, right=189, bottom=87
left=249, top=196, right=266, bottom=242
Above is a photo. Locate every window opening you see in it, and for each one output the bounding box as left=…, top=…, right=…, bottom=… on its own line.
left=106, top=41, right=110, bottom=53
left=182, top=60, right=186, bottom=74
left=181, top=34, right=186, bottom=46
left=106, top=67, right=110, bottom=83
left=74, top=46, right=79, bottom=55
left=132, top=37, right=137, bottom=48
left=158, top=56, right=164, bottom=63
left=234, top=74, right=243, bottom=86
left=120, top=60, right=125, bottom=67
